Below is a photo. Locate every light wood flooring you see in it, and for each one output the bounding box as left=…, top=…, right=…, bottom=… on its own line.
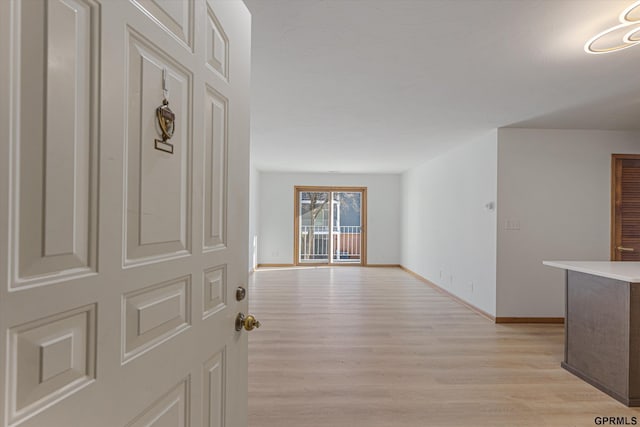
left=248, top=267, right=640, bottom=426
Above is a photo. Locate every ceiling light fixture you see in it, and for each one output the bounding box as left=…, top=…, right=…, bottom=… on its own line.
left=584, top=0, right=640, bottom=54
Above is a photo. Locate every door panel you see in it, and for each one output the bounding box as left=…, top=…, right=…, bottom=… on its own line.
left=130, top=0, right=194, bottom=50
left=299, top=191, right=330, bottom=263
left=0, top=1, right=251, bottom=426
left=7, top=304, right=97, bottom=426
left=11, top=0, right=99, bottom=288
left=331, top=191, right=362, bottom=263
left=125, top=30, right=192, bottom=264
left=203, top=265, right=227, bottom=318
left=203, top=86, right=228, bottom=251
left=126, top=378, right=190, bottom=427
left=205, top=5, right=229, bottom=80
left=202, top=350, right=225, bottom=427
left=122, top=275, right=191, bottom=363
left=612, top=155, right=640, bottom=261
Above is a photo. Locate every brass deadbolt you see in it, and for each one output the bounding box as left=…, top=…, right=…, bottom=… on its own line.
left=235, top=313, right=261, bottom=331
left=236, top=286, right=247, bottom=301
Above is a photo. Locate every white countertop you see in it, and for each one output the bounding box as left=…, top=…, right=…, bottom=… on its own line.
left=543, top=261, right=640, bottom=282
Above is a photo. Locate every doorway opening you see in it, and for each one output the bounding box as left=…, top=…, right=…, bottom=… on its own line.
left=294, top=186, right=367, bottom=265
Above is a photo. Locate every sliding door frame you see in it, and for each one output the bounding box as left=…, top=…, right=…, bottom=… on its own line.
left=293, top=186, right=367, bottom=266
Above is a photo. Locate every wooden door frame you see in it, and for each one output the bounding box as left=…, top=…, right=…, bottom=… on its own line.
left=293, top=186, right=367, bottom=266
left=611, top=154, right=640, bottom=260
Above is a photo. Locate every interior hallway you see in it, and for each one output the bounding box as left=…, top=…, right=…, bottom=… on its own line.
left=248, top=267, right=640, bottom=426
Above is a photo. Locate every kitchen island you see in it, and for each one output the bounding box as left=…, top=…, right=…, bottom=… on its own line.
left=543, top=261, right=640, bottom=406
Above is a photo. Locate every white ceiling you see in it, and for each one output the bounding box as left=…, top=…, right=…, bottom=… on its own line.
left=245, top=0, right=640, bottom=173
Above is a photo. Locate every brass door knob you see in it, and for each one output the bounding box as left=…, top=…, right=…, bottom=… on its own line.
left=235, top=313, right=261, bottom=331
left=617, top=246, right=635, bottom=252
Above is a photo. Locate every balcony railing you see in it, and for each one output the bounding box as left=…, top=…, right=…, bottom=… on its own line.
left=299, top=225, right=361, bottom=262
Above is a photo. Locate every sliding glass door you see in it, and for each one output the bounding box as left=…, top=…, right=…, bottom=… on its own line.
left=299, top=191, right=330, bottom=263
left=295, top=187, right=366, bottom=265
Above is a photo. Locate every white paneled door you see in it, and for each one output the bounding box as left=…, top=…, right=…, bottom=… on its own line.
left=0, top=0, right=251, bottom=426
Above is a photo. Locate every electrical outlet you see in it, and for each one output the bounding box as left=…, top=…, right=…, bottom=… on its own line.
left=439, top=270, right=443, bottom=279
left=469, top=281, right=474, bottom=293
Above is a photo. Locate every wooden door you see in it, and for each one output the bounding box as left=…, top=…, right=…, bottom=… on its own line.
left=0, top=1, right=252, bottom=426
left=612, top=154, right=640, bottom=261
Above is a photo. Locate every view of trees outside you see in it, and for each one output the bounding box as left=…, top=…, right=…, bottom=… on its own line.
left=300, top=192, right=329, bottom=260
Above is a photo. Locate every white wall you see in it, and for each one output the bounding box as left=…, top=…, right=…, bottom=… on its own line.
left=401, top=133, right=498, bottom=316
left=496, top=128, right=640, bottom=317
left=257, top=172, right=401, bottom=265
left=248, top=162, right=260, bottom=272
